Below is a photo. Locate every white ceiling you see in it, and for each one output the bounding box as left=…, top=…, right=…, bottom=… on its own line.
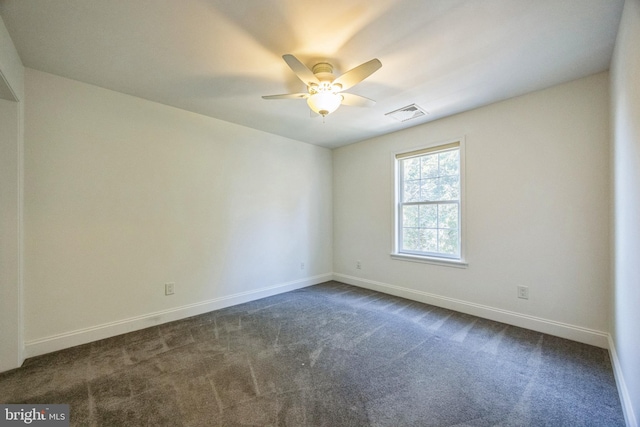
left=0, top=0, right=624, bottom=148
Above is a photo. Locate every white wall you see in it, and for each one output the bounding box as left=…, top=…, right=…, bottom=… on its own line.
left=611, top=0, right=640, bottom=425
left=0, top=15, right=24, bottom=372
left=23, top=69, right=333, bottom=355
left=334, top=72, right=611, bottom=347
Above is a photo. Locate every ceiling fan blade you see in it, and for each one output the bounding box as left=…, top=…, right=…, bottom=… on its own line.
left=262, top=93, right=309, bottom=100
left=340, top=93, right=376, bottom=107
left=282, top=54, right=320, bottom=86
left=334, top=58, right=382, bottom=91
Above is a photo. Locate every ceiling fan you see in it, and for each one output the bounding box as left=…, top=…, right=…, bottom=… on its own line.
left=262, top=54, right=382, bottom=118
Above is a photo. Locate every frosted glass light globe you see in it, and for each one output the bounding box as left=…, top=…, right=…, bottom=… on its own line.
left=307, top=92, right=342, bottom=117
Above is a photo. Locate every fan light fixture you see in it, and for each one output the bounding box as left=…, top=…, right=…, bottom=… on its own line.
left=263, top=55, right=382, bottom=119
left=307, top=89, right=343, bottom=117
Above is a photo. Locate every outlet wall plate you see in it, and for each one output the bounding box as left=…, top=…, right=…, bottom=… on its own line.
left=517, top=285, right=529, bottom=300
left=165, top=283, right=175, bottom=296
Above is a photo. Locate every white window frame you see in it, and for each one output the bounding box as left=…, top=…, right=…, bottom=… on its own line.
left=391, top=137, right=468, bottom=268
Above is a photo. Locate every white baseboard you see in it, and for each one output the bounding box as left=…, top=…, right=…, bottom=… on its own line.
left=608, top=334, right=638, bottom=427
left=24, top=273, right=332, bottom=359
left=23, top=272, right=633, bottom=425
left=333, top=273, right=610, bottom=349
left=21, top=271, right=612, bottom=357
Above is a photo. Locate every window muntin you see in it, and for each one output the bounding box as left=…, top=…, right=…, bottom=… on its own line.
left=397, top=143, right=462, bottom=260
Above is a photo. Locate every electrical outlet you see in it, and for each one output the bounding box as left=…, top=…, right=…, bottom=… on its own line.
left=300, top=262, right=305, bottom=270
left=165, top=282, right=175, bottom=296
left=356, top=260, right=362, bottom=270
left=517, top=285, right=529, bottom=300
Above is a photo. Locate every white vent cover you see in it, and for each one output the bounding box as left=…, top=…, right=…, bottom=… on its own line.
left=385, top=104, right=428, bottom=122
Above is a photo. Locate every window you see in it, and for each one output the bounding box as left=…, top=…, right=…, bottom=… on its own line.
left=393, top=140, right=465, bottom=266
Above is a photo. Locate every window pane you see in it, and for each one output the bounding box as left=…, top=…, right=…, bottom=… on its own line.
left=438, top=203, right=458, bottom=229
left=439, top=175, right=459, bottom=200
left=438, top=229, right=459, bottom=255
left=420, top=178, right=441, bottom=201
left=403, top=158, right=420, bottom=181
left=403, top=179, right=421, bottom=202
left=403, top=227, right=420, bottom=251
left=421, top=176, right=459, bottom=201
left=419, top=204, right=437, bottom=228
left=439, top=150, right=459, bottom=176
left=421, top=154, right=439, bottom=178
left=402, top=205, right=419, bottom=228
left=421, top=228, right=438, bottom=252
left=397, top=144, right=461, bottom=260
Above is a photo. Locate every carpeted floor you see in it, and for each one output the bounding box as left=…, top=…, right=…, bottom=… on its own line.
left=0, top=281, right=625, bottom=426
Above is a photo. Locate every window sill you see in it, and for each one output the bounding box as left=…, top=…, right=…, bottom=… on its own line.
left=390, top=253, right=468, bottom=269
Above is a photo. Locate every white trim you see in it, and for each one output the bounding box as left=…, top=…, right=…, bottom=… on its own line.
left=333, top=273, right=609, bottom=348
left=390, top=253, right=468, bottom=268
left=391, top=136, right=467, bottom=264
left=24, top=273, right=332, bottom=358
left=608, top=334, right=638, bottom=427
left=17, top=96, right=25, bottom=367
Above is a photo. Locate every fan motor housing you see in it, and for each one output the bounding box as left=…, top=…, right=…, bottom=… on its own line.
left=312, top=62, right=333, bottom=74
left=312, top=63, right=336, bottom=83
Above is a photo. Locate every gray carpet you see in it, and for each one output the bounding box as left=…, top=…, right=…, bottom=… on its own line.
left=0, top=281, right=625, bottom=426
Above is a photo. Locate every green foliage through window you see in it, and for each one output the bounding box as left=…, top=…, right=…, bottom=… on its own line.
left=398, top=146, right=461, bottom=258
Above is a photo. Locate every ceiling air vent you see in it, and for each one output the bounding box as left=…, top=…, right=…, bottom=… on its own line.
left=385, top=104, right=428, bottom=122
